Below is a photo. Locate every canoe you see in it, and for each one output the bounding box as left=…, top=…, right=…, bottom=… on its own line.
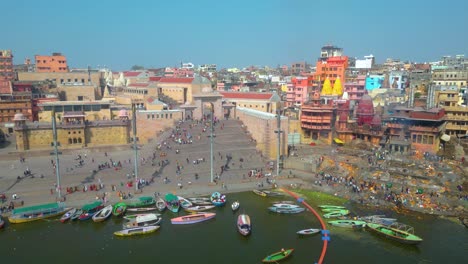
left=253, top=189, right=267, bottom=197
left=262, top=248, right=294, bottom=263
left=79, top=201, right=104, bottom=221
left=114, top=225, right=160, bottom=237
left=189, top=200, right=212, bottom=206
left=127, top=207, right=157, bottom=212
left=318, top=205, right=346, bottom=210
left=328, top=220, right=367, bottom=228
left=60, top=208, right=77, bottom=223
left=210, top=192, right=226, bottom=207
left=184, top=205, right=215, bottom=212
left=171, top=212, right=216, bottom=225
left=155, top=196, right=166, bottom=212
left=177, top=196, right=193, bottom=209
left=237, top=214, right=251, bottom=236
left=126, top=196, right=155, bottom=208
left=112, top=202, right=127, bottom=217
left=323, top=210, right=350, bottom=219
left=268, top=207, right=305, bottom=214
left=297, top=228, right=321, bottom=235
left=262, top=190, right=283, bottom=197
left=366, top=223, right=423, bottom=245
left=70, top=209, right=83, bottom=221
left=359, top=215, right=397, bottom=225
left=188, top=197, right=210, bottom=202
left=8, top=202, right=67, bottom=224
left=231, top=201, right=240, bottom=211
left=92, top=205, right=113, bottom=222
left=272, top=203, right=300, bottom=209
left=165, top=193, right=180, bottom=213
left=123, top=213, right=161, bottom=229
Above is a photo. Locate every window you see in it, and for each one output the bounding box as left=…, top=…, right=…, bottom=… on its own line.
left=170, top=114, right=173, bottom=118
left=77, top=96, right=84, bottom=101
left=147, top=115, right=150, bottom=119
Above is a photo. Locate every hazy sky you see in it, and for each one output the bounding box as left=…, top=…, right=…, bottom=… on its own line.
left=3, top=0, right=467, bottom=70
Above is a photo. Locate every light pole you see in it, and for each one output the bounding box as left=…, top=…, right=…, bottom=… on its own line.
left=51, top=110, right=61, bottom=200
left=209, top=102, right=215, bottom=183
left=132, top=103, right=139, bottom=191
left=274, top=109, right=283, bottom=176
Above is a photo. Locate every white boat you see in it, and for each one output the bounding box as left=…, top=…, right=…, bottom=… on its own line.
left=178, top=196, right=194, bottom=209
left=272, top=203, right=300, bottom=209
left=114, top=225, right=160, bottom=237
left=127, top=207, right=158, bottom=212
left=297, top=228, right=321, bottom=235
left=92, top=205, right=113, bottom=222
left=231, top=201, right=240, bottom=211
left=155, top=196, right=166, bottom=212
left=184, top=205, right=215, bottom=212
left=123, top=213, right=161, bottom=229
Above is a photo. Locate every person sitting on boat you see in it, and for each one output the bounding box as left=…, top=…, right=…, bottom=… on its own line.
left=281, top=248, right=286, bottom=256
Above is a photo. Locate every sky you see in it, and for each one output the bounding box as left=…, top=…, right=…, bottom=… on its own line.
left=3, top=0, right=468, bottom=70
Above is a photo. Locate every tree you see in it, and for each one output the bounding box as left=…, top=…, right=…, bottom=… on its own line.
left=131, top=65, right=145, bottom=70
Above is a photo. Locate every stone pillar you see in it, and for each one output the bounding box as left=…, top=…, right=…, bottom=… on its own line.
left=193, top=99, right=203, bottom=120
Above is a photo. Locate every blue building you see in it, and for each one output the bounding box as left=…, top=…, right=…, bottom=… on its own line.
left=365, top=75, right=384, bottom=90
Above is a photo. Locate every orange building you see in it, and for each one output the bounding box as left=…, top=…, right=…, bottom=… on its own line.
left=35, top=53, right=68, bottom=72
left=315, top=56, right=348, bottom=87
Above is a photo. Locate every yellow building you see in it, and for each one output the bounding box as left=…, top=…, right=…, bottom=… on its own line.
left=38, top=101, right=113, bottom=122
left=158, top=76, right=212, bottom=104
left=219, top=91, right=282, bottom=114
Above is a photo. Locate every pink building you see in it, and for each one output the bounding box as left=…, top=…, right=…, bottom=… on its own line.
left=344, top=75, right=366, bottom=100
left=286, top=77, right=310, bottom=107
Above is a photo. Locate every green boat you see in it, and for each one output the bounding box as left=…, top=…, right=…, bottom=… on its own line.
left=125, top=196, right=155, bottom=208
left=319, top=205, right=346, bottom=210
left=328, top=220, right=367, bottom=228
left=321, top=207, right=346, bottom=213
left=323, top=210, right=349, bottom=218
left=366, top=223, right=423, bottom=245
left=113, top=202, right=127, bottom=217
left=262, top=248, right=294, bottom=263
left=8, top=202, right=67, bottom=224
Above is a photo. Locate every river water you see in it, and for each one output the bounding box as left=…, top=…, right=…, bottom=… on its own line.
left=0, top=192, right=466, bottom=263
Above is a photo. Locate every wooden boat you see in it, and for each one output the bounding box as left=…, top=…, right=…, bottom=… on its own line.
left=328, top=220, right=367, bottom=228
left=184, top=205, right=215, bottom=212
left=0, top=215, right=4, bottom=229
left=70, top=209, right=83, bottom=221
left=366, top=222, right=423, bottom=245
left=231, top=201, right=240, bottom=211
left=268, top=206, right=305, bottom=214
left=92, top=205, right=113, bottom=222
left=210, top=192, right=226, bottom=207
left=189, top=200, right=212, bottom=206
left=123, top=213, right=161, bottom=229
left=8, top=202, right=67, bottom=224
left=253, top=189, right=267, bottom=197
left=188, top=197, right=210, bottom=202
left=296, top=228, right=321, bottom=235
left=114, top=225, right=160, bottom=237
left=177, top=196, right=193, bottom=209
left=262, top=248, right=294, bottom=263
left=263, top=190, right=283, bottom=197
left=323, top=210, right=350, bottom=219
left=272, top=203, right=300, bottom=209
left=79, top=201, right=103, bottom=221
left=237, top=214, right=251, bottom=236
left=319, top=205, right=346, bottom=210
left=165, top=193, right=180, bottom=213
left=171, top=212, right=216, bottom=224
left=112, top=202, right=127, bottom=217
left=125, top=196, right=155, bottom=208
left=155, top=196, right=166, bottom=212
left=272, top=201, right=295, bottom=204
left=127, top=207, right=157, bottom=212
left=60, top=208, right=77, bottom=223
left=359, top=215, right=397, bottom=225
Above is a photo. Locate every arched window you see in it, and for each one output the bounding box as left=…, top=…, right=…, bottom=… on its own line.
left=78, top=138, right=82, bottom=143
left=73, top=138, right=77, bottom=144
left=68, top=138, right=72, bottom=144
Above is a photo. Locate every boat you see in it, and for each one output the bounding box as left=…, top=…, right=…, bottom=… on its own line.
left=323, top=210, right=350, bottom=218
left=155, top=196, right=166, bottom=212
left=8, top=202, right=67, bottom=224
left=366, top=222, right=423, bottom=245
left=171, top=212, right=216, bottom=224
left=262, top=248, right=294, bottom=263
left=184, top=205, right=215, bottom=212
left=78, top=201, right=104, bottom=221
left=0, top=215, right=4, bottom=229
left=189, top=200, right=212, bottom=206
left=318, top=205, right=346, bottom=210
left=127, top=207, right=157, bottom=212
left=263, top=190, right=283, bottom=197
left=114, top=225, right=160, bottom=237
left=253, top=189, right=267, bottom=197
left=297, top=228, right=321, bottom=235
left=123, top=213, right=161, bottom=229
left=112, top=202, right=127, bottom=217
left=92, top=205, right=113, bottom=222
left=272, top=203, right=300, bottom=209
left=231, top=201, right=240, bottom=211
left=268, top=207, right=305, bottom=214
left=210, top=192, right=226, bottom=207
left=328, top=220, right=367, bottom=228
left=272, top=201, right=295, bottom=204
left=70, top=209, right=83, bottom=221
left=125, top=196, right=155, bottom=208
left=188, top=197, right=210, bottom=202
left=177, top=196, right=193, bottom=209
left=237, top=214, right=251, bottom=236
left=165, top=193, right=180, bottom=213
left=60, top=208, right=77, bottom=223
left=359, top=215, right=397, bottom=225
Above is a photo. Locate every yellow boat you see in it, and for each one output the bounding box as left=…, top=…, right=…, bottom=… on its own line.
left=114, top=225, right=160, bottom=237
left=253, top=189, right=267, bottom=197
left=8, top=202, right=67, bottom=224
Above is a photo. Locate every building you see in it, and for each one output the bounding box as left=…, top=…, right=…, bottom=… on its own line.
left=433, top=86, right=468, bottom=137
left=365, top=75, right=385, bottom=90
left=57, top=83, right=98, bottom=101
left=35, top=53, right=68, bottom=72
left=432, top=69, right=468, bottom=87
left=199, top=64, right=217, bottom=72
left=344, top=75, right=366, bottom=100
left=315, top=56, right=349, bottom=87
left=0, top=92, right=33, bottom=134
left=291, top=62, right=307, bottom=75
left=17, top=71, right=104, bottom=88
left=219, top=91, right=282, bottom=114
left=319, top=45, right=343, bottom=61
left=37, top=101, right=114, bottom=122
left=300, top=92, right=335, bottom=143
left=286, top=77, right=310, bottom=108
left=389, top=71, right=409, bottom=89
left=355, top=55, right=375, bottom=69
left=158, top=76, right=212, bottom=104
left=0, top=50, right=14, bottom=92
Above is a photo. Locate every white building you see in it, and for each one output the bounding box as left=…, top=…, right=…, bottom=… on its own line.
left=355, top=54, right=375, bottom=69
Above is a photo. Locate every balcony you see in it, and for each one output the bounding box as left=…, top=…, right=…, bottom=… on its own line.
left=301, top=124, right=331, bottom=130
left=301, top=116, right=332, bottom=122
left=387, top=123, right=404, bottom=129
left=409, top=125, right=440, bottom=132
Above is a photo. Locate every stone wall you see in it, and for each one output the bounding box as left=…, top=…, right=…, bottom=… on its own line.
left=135, top=110, right=182, bottom=143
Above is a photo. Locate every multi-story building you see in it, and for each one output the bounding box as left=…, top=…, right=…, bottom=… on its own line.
left=35, top=53, right=68, bottom=72
left=433, top=86, right=468, bottom=137
left=319, top=45, right=343, bottom=61
left=0, top=92, right=33, bottom=134
left=291, top=62, right=307, bottom=75
left=285, top=77, right=310, bottom=107
left=0, top=50, right=14, bottom=92
left=344, top=75, right=366, bottom=100
left=432, top=69, right=468, bottom=87
left=315, top=56, right=349, bottom=87
left=355, top=55, right=375, bottom=69
left=18, top=71, right=103, bottom=88
left=365, top=75, right=385, bottom=90
left=219, top=91, right=282, bottom=114
left=300, top=92, right=335, bottom=143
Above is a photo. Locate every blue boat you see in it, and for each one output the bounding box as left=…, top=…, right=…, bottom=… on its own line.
left=210, top=192, right=226, bottom=207
left=78, top=201, right=103, bottom=221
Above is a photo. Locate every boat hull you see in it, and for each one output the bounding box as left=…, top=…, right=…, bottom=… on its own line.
left=9, top=209, right=67, bottom=224
left=262, top=249, right=294, bottom=263
left=366, top=223, right=423, bottom=245
left=297, top=229, right=320, bottom=235
left=171, top=213, right=216, bottom=225
left=114, top=225, right=160, bottom=237
left=112, top=203, right=127, bottom=217
left=237, top=214, right=251, bottom=236
left=328, top=220, right=367, bottom=228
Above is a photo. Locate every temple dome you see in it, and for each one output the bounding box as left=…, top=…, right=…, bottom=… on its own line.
left=13, top=113, right=27, bottom=121
left=321, top=78, right=332, bottom=95
left=332, top=77, right=343, bottom=95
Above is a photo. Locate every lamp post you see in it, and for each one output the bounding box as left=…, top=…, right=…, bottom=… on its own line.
left=274, top=109, right=283, bottom=176
left=209, top=102, right=215, bottom=183
left=51, top=110, right=61, bottom=200
left=132, top=103, right=139, bottom=192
